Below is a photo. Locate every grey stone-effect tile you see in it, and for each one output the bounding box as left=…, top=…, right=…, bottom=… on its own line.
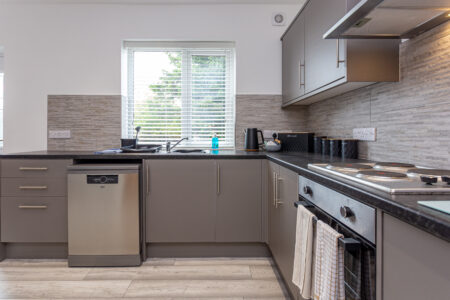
left=47, top=95, right=122, bottom=151
left=235, top=95, right=308, bottom=150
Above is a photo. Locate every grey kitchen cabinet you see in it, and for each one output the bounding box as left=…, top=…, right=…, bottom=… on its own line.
left=145, top=159, right=264, bottom=243
left=0, top=159, right=71, bottom=243
left=216, top=160, right=262, bottom=242
left=281, top=0, right=399, bottom=106
left=1, top=197, right=67, bottom=243
left=268, top=161, right=300, bottom=300
left=304, top=0, right=346, bottom=94
left=145, top=160, right=216, bottom=243
left=382, top=213, right=450, bottom=300
left=282, top=12, right=305, bottom=104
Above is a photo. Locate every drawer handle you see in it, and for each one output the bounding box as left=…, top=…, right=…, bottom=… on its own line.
left=19, top=186, right=48, bottom=190
left=19, top=167, right=48, bottom=171
left=18, top=205, right=48, bottom=209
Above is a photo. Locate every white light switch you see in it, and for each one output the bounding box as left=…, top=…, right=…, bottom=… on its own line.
left=353, top=128, right=376, bottom=141
left=49, top=130, right=71, bottom=139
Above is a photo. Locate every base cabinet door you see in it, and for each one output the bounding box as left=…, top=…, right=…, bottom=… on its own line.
left=216, top=160, right=262, bottom=242
left=146, top=160, right=216, bottom=242
left=382, top=213, right=450, bottom=300
left=268, top=162, right=300, bottom=299
left=275, top=165, right=300, bottom=300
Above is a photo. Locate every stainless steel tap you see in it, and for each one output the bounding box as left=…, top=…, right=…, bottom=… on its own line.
left=166, top=137, right=189, bottom=152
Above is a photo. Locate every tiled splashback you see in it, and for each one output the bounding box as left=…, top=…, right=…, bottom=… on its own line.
left=235, top=95, right=307, bottom=149
left=48, top=95, right=121, bottom=151
left=47, top=94, right=308, bottom=151
left=305, top=21, right=450, bottom=169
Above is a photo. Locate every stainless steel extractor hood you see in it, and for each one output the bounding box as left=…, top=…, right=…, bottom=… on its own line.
left=324, top=0, right=450, bottom=39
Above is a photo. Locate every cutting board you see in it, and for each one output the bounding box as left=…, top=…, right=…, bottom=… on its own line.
left=418, top=201, right=450, bottom=215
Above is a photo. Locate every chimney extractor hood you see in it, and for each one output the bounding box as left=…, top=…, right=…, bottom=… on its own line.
left=324, top=0, right=450, bottom=39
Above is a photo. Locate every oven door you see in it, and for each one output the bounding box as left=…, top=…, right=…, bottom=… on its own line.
left=295, top=198, right=376, bottom=300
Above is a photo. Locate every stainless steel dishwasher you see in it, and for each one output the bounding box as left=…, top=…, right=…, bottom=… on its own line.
left=67, top=164, right=140, bottom=267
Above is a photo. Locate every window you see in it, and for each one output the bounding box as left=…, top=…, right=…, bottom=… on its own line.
left=124, top=42, right=236, bottom=148
left=0, top=72, right=3, bottom=148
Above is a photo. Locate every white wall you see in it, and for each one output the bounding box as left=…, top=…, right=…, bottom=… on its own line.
left=0, top=1, right=301, bottom=152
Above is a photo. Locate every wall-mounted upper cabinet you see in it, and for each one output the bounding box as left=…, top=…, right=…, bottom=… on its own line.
left=282, top=14, right=305, bottom=102
left=282, top=0, right=400, bottom=106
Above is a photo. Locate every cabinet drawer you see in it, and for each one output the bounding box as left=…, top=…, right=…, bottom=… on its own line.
left=0, top=159, right=71, bottom=178
left=1, top=178, right=67, bottom=197
left=1, top=197, right=67, bottom=242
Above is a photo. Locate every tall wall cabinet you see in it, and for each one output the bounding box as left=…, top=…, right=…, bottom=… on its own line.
left=282, top=0, right=399, bottom=106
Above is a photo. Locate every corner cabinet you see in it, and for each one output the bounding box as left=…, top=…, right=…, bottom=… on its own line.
left=145, top=159, right=263, bottom=243
left=282, top=0, right=399, bottom=106
left=268, top=161, right=300, bottom=300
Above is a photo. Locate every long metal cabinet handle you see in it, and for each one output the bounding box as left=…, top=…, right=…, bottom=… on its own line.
left=19, top=186, right=48, bottom=190
left=146, top=163, right=150, bottom=195
left=19, top=167, right=48, bottom=171
left=299, top=62, right=305, bottom=86
left=275, top=176, right=284, bottom=208
left=336, top=39, right=345, bottom=68
left=272, top=172, right=276, bottom=207
left=19, top=205, right=47, bottom=209
left=273, top=172, right=277, bottom=207
left=217, top=163, right=220, bottom=195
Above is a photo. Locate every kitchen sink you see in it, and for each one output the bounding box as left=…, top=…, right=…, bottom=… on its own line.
left=172, top=149, right=207, bottom=153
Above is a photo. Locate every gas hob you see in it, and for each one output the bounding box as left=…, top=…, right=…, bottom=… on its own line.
left=308, top=162, right=450, bottom=194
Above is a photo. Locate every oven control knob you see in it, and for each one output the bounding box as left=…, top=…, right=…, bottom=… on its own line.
left=442, top=176, right=450, bottom=185
left=340, top=206, right=354, bottom=219
left=421, top=176, right=438, bottom=185
left=303, top=186, right=313, bottom=195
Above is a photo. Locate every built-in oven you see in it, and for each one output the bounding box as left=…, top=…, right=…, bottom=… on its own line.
left=297, top=175, right=376, bottom=300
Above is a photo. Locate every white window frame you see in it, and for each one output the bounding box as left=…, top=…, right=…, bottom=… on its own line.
left=124, top=42, right=236, bottom=149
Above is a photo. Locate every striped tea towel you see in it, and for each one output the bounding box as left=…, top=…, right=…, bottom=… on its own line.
left=313, top=220, right=345, bottom=300
left=292, top=205, right=315, bottom=299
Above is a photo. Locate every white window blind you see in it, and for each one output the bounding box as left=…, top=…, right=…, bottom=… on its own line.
left=124, top=42, right=235, bottom=148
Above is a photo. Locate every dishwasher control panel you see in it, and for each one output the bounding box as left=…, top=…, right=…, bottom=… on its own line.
left=87, top=175, right=119, bottom=184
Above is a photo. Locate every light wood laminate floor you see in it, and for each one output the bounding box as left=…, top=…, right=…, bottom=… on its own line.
left=0, top=258, right=290, bottom=299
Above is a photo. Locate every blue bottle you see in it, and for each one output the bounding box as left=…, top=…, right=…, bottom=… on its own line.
left=212, top=133, right=219, bottom=153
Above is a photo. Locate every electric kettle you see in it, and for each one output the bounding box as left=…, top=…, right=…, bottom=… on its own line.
left=244, top=128, right=264, bottom=151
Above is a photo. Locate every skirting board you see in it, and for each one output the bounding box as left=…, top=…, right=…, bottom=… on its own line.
left=0, top=243, right=270, bottom=259
left=4, top=243, right=68, bottom=259
left=68, top=255, right=141, bottom=267
left=146, top=243, right=270, bottom=258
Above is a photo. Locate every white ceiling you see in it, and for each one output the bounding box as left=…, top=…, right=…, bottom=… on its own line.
left=3, top=0, right=302, bottom=4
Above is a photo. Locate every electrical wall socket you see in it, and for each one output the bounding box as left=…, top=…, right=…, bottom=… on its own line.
left=353, top=128, right=376, bottom=141
left=49, top=130, right=71, bottom=139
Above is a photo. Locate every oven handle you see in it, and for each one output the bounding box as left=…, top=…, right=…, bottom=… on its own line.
left=294, top=199, right=361, bottom=252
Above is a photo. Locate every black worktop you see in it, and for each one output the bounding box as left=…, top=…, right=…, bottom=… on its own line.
left=0, top=150, right=266, bottom=160
left=1, top=150, right=449, bottom=242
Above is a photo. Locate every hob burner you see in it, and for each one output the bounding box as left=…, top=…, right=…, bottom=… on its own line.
left=356, top=170, right=408, bottom=181
left=326, top=163, right=373, bottom=172
left=373, top=162, right=416, bottom=172
left=407, top=169, right=450, bottom=177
